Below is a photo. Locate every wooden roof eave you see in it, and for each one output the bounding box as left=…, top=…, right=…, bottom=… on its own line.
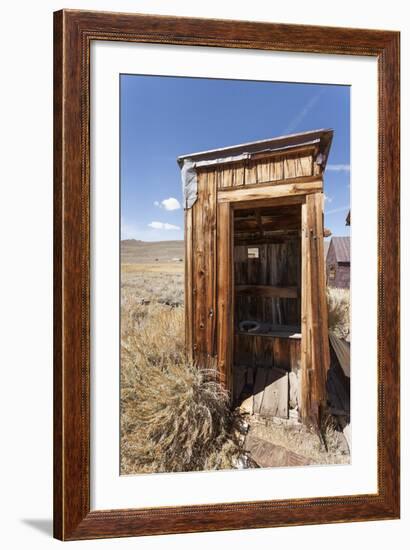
left=177, top=128, right=334, bottom=170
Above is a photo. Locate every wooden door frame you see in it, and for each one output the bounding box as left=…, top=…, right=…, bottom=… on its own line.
left=219, top=194, right=307, bottom=401
left=216, top=201, right=234, bottom=393
left=300, top=193, right=330, bottom=425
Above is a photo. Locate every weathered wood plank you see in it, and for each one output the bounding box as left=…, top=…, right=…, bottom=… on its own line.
left=289, top=370, right=301, bottom=410
left=234, top=236, right=302, bottom=327
left=216, top=201, right=233, bottom=394
left=192, top=173, right=205, bottom=362
left=311, top=192, right=331, bottom=410
left=235, top=285, right=298, bottom=299
left=298, top=155, right=313, bottom=176
left=234, top=216, right=300, bottom=232
left=273, top=338, right=291, bottom=371
left=329, top=332, right=350, bottom=378
left=300, top=193, right=330, bottom=425
left=191, top=171, right=217, bottom=365
left=184, top=208, right=193, bottom=361
left=223, top=173, right=321, bottom=192
left=232, top=162, right=245, bottom=186
left=284, top=157, right=297, bottom=179
left=231, top=195, right=305, bottom=211
left=253, top=367, right=267, bottom=414
left=207, top=171, right=218, bottom=358
left=301, top=201, right=311, bottom=421
left=218, top=180, right=322, bottom=203
left=249, top=145, right=316, bottom=163
left=244, top=435, right=311, bottom=468
left=260, top=368, right=289, bottom=418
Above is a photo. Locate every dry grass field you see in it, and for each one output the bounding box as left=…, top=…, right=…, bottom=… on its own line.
left=120, top=241, right=243, bottom=474
left=120, top=240, right=351, bottom=474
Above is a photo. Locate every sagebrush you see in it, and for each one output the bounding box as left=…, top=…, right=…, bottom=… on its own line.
left=121, top=301, right=241, bottom=474
left=326, top=287, right=350, bottom=340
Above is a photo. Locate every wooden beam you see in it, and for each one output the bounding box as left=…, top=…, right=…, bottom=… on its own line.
left=251, top=144, right=317, bottom=162
left=232, top=195, right=305, bottom=211
left=234, top=218, right=300, bottom=232
left=235, top=285, right=298, bottom=299
left=184, top=208, right=193, bottom=362
left=300, top=193, right=330, bottom=426
left=218, top=179, right=322, bottom=204
left=300, top=201, right=310, bottom=423
left=191, top=171, right=217, bottom=364
left=217, top=202, right=233, bottom=397
left=226, top=173, right=321, bottom=192
left=235, top=232, right=300, bottom=246
left=235, top=239, right=298, bottom=246
left=255, top=208, right=263, bottom=238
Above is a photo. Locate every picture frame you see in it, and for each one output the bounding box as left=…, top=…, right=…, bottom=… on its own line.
left=53, top=9, right=400, bottom=540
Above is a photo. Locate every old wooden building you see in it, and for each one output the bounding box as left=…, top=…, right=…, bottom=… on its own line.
left=326, top=236, right=351, bottom=289
left=177, top=129, right=333, bottom=426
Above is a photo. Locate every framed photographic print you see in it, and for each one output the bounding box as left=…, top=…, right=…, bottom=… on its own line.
left=54, top=9, right=400, bottom=540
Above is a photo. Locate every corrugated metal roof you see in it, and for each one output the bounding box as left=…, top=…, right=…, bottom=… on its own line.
left=177, top=128, right=333, bottom=169
left=332, top=236, right=350, bottom=263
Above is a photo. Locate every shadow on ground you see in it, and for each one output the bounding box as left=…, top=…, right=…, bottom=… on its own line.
left=21, top=519, right=53, bottom=537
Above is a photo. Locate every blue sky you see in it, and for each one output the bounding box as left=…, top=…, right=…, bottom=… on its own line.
left=121, top=75, right=350, bottom=242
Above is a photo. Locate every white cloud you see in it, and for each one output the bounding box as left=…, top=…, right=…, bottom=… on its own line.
left=154, top=197, right=181, bottom=211
left=326, top=164, right=351, bottom=172
left=324, top=194, right=333, bottom=203
left=148, top=221, right=181, bottom=231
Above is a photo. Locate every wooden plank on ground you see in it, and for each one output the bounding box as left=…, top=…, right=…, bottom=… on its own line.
left=244, top=435, right=311, bottom=468
left=260, top=368, right=289, bottom=418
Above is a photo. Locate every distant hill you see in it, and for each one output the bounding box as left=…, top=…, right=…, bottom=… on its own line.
left=121, top=239, right=184, bottom=264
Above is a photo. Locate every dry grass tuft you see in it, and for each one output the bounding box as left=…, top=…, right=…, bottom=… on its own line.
left=121, top=300, right=242, bottom=474
left=327, top=287, right=350, bottom=340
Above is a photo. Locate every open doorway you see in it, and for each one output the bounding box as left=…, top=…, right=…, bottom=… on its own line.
left=233, top=202, right=302, bottom=421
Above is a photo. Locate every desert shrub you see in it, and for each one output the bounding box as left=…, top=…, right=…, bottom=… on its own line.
left=327, top=287, right=350, bottom=340
left=121, top=304, right=241, bottom=474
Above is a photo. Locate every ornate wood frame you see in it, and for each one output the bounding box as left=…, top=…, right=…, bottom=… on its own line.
left=54, top=9, right=400, bottom=540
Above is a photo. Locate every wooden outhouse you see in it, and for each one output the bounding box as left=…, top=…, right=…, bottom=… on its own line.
left=177, top=129, right=333, bottom=426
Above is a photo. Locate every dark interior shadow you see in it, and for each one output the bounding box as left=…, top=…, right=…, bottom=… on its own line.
left=21, top=519, right=53, bottom=537
left=326, top=343, right=351, bottom=430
